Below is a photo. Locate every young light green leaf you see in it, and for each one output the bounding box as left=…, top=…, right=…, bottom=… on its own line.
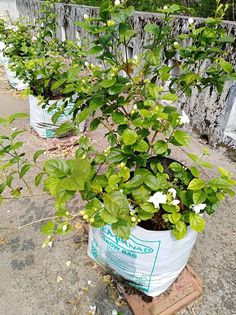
left=33, top=149, right=45, bottom=163
left=121, top=129, right=138, bottom=145
left=188, top=178, right=205, bottom=190
left=189, top=212, right=206, bottom=232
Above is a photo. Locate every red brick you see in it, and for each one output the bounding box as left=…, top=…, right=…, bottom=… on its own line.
left=121, top=265, right=203, bottom=315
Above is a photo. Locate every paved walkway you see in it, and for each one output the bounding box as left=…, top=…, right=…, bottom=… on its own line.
left=0, top=67, right=235, bottom=315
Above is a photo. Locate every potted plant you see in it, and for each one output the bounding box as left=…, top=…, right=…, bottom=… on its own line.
left=1, top=19, right=35, bottom=90
left=0, top=1, right=236, bottom=297
left=21, top=51, right=85, bottom=138
left=0, top=18, right=6, bottom=65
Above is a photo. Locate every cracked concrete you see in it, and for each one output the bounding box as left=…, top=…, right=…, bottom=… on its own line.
left=0, top=66, right=236, bottom=315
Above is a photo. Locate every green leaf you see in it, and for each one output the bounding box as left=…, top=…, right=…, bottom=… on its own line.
left=132, top=185, right=150, bottom=203
left=125, top=174, right=143, bottom=189
left=144, top=23, right=160, bottom=34
left=144, top=174, right=160, bottom=190
left=193, top=190, right=207, bottom=204
left=107, top=148, right=126, bottom=163
left=145, top=47, right=162, bottom=66
left=55, top=122, right=76, bottom=136
left=101, top=78, right=116, bottom=88
left=0, top=117, right=8, bottom=125
left=67, top=158, right=91, bottom=181
left=51, top=78, right=66, bottom=90
left=56, top=223, right=73, bottom=235
left=35, top=172, right=44, bottom=187
left=169, top=162, right=183, bottom=172
left=189, top=212, right=205, bottom=232
left=19, top=163, right=31, bottom=178
left=44, top=160, right=69, bottom=178
left=33, top=149, right=45, bottom=163
left=59, top=176, right=84, bottom=191
left=200, top=161, right=213, bottom=169
left=187, top=153, right=200, bottom=163
left=121, top=129, right=138, bottom=145
left=76, top=108, right=90, bottom=125
left=112, top=221, right=130, bottom=240
left=101, top=209, right=118, bottom=224
left=162, top=204, right=179, bottom=213
left=188, top=178, right=205, bottom=190
left=172, top=130, right=191, bottom=146
left=189, top=166, right=200, bottom=177
left=219, top=59, right=233, bottom=74
left=8, top=113, right=29, bottom=124
left=209, top=178, right=232, bottom=189
left=140, top=202, right=156, bottom=213
left=104, top=191, right=129, bottom=218
left=168, top=211, right=181, bottom=224
left=173, top=221, right=187, bottom=240
left=161, top=93, right=178, bottom=102
left=154, top=140, right=168, bottom=154
left=41, top=222, right=54, bottom=236
left=133, top=140, right=148, bottom=152
left=88, top=45, right=104, bottom=55
left=112, top=112, right=126, bottom=124
left=90, top=117, right=101, bottom=131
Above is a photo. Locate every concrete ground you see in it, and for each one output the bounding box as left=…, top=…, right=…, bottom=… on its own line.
left=0, top=67, right=236, bottom=315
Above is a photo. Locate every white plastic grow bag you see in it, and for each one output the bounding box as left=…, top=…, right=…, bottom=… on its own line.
left=0, top=41, right=5, bottom=65
left=29, top=94, right=85, bottom=138
left=3, top=57, right=28, bottom=90
left=88, top=224, right=198, bottom=297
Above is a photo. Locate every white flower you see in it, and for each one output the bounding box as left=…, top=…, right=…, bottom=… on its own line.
left=168, top=188, right=177, bottom=198
left=180, top=110, right=190, bottom=124
left=188, top=17, right=194, bottom=25
left=148, top=192, right=167, bottom=209
left=62, top=224, right=67, bottom=232
left=133, top=104, right=137, bottom=110
left=84, top=14, right=89, bottom=19
left=89, top=305, right=96, bottom=315
left=172, top=199, right=180, bottom=206
left=32, top=36, right=37, bottom=42
left=163, top=6, right=168, bottom=10
left=115, top=0, right=120, bottom=5
left=84, top=61, right=90, bottom=67
left=112, top=310, right=118, bottom=315
left=88, top=280, right=95, bottom=286
left=191, top=203, right=206, bottom=214
left=65, top=260, right=71, bottom=267
left=57, top=275, right=63, bottom=283
left=173, top=41, right=179, bottom=48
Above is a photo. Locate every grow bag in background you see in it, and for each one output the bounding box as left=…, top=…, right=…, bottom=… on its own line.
left=3, top=57, right=28, bottom=91
left=88, top=225, right=197, bottom=297
left=0, top=41, right=5, bottom=65
left=29, top=94, right=85, bottom=138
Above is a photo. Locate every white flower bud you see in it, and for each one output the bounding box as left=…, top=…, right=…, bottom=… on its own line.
left=83, top=215, right=89, bottom=220
left=84, top=14, right=89, bottom=20
left=188, top=18, right=194, bottom=25
left=62, top=224, right=67, bottom=232
left=163, top=6, right=168, bottom=10
left=173, top=41, right=179, bottom=48
left=115, top=0, right=120, bottom=6
left=131, top=217, right=136, bottom=222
